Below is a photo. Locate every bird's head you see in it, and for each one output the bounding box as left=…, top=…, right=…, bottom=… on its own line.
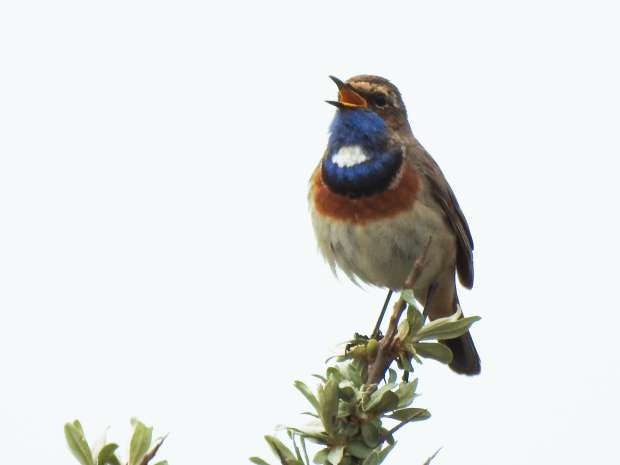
left=321, top=75, right=409, bottom=198
left=327, top=75, right=410, bottom=136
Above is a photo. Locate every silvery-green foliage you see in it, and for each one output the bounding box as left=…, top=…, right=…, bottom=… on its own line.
left=65, top=418, right=167, bottom=465
left=251, top=290, right=480, bottom=465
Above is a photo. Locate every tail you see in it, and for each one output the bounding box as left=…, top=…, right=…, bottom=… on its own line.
left=424, top=278, right=481, bottom=375
left=443, top=330, right=481, bottom=376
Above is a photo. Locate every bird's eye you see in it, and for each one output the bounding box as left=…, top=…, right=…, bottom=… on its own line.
left=374, top=94, right=387, bottom=107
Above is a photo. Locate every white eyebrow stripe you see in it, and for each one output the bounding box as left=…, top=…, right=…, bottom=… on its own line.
left=331, top=145, right=369, bottom=168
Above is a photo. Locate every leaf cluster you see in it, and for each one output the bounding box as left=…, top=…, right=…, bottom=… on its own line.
left=251, top=291, right=480, bottom=465
left=394, top=291, right=481, bottom=372
left=64, top=418, right=168, bottom=465
left=252, top=358, right=424, bottom=465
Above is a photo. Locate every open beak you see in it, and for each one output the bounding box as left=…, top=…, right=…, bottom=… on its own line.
left=326, top=75, right=368, bottom=109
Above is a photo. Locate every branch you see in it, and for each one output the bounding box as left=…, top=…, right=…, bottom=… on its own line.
left=365, top=236, right=433, bottom=386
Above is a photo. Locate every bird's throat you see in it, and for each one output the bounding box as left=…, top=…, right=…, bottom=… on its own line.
left=321, top=146, right=403, bottom=198
left=322, top=109, right=402, bottom=197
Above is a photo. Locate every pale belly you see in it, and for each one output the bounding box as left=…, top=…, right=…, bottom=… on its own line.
left=310, top=200, right=457, bottom=293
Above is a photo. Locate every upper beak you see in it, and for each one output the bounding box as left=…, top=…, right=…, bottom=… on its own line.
left=326, top=75, right=368, bottom=109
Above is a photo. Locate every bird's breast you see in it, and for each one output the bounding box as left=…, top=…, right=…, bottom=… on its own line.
left=321, top=144, right=403, bottom=198
left=309, top=168, right=455, bottom=290
left=311, top=158, right=420, bottom=224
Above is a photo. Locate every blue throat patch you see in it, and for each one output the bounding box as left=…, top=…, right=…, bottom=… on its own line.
left=323, top=109, right=402, bottom=197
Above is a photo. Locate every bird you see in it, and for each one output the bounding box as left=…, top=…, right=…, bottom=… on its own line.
left=308, top=75, right=480, bottom=375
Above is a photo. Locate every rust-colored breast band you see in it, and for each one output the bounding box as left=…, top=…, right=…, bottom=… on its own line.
left=311, top=162, right=420, bottom=224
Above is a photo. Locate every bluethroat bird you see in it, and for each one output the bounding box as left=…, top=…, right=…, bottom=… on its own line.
left=309, top=75, right=480, bottom=375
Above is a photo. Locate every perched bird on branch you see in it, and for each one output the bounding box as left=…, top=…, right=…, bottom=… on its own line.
left=309, top=75, right=480, bottom=375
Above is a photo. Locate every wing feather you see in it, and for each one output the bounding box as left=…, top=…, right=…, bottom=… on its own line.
left=411, top=144, right=474, bottom=288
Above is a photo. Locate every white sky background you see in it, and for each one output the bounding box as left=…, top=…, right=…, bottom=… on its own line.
left=1, top=1, right=619, bottom=464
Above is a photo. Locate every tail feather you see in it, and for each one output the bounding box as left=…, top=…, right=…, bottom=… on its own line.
left=423, top=277, right=481, bottom=376
left=443, top=331, right=481, bottom=375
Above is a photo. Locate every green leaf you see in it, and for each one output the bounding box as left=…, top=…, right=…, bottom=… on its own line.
left=361, top=450, right=379, bottom=465
left=287, top=431, right=304, bottom=464
left=363, top=383, right=398, bottom=413
left=327, top=446, right=345, bottom=465
left=326, top=367, right=343, bottom=383
left=342, top=422, right=360, bottom=439
left=407, top=305, right=424, bottom=335
left=343, top=360, right=364, bottom=386
left=415, top=309, right=480, bottom=341
left=287, top=426, right=328, bottom=443
left=250, top=458, right=272, bottom=465
left=381, top=427, right=395, bottom=445
left=387, top=369, right=397, bottom=385
left=128, top=419, right=153, bottom=465
left=386, top=407, right=430, bottom=423
left=337, top=398, right=354, bottom=418
left=64, top=422, right=94, bottom=465
left=400, top=290, right=416, bottom=306
left=375, top=443, right=396, bottom=465
left=318, top=378, right=339, bottom=435
left=347, top=441, right=373, bottom=459
left=397, top=319, right=409, bottom=340
left=152, top=462, right=169, bottom=465
left=398, top=353, right=414, bottom=371
left=300, top=436, right=310, bottom=465
left=361, top=422, right=380, bottom=448
left=414, top=342, right=453, bottom=364
left=363, top=383, right=395, bottom=409
left=265, top=435, right=303, bottom=465
left=361, top=443, right=396, bottom=465
left=294, top=381, right=320, bottom=413
left=72, top=420, right=86, bottom=436
left=313, top=448, right=329, bottom=464
left=395, top=379, right=418, bottom=409
left=97, top=443, right=120, bottom=465
left=338, top=381, right=357, bottom=402
left=366, top=390, right=399, bottom=415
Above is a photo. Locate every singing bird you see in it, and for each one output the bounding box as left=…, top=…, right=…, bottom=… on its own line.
left=309, top=75, right=480, bottom=375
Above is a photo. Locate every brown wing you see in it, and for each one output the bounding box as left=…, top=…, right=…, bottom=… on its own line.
left=412, top=145, right=475, bottom=289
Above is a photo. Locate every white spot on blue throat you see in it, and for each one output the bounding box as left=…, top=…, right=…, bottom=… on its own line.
left=331, top=145, right=369, bottom=168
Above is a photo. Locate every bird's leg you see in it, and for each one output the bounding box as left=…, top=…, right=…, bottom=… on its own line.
left=371, top=289, right=393, bottom=339
left=421, top=282, right=438, bottom=325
